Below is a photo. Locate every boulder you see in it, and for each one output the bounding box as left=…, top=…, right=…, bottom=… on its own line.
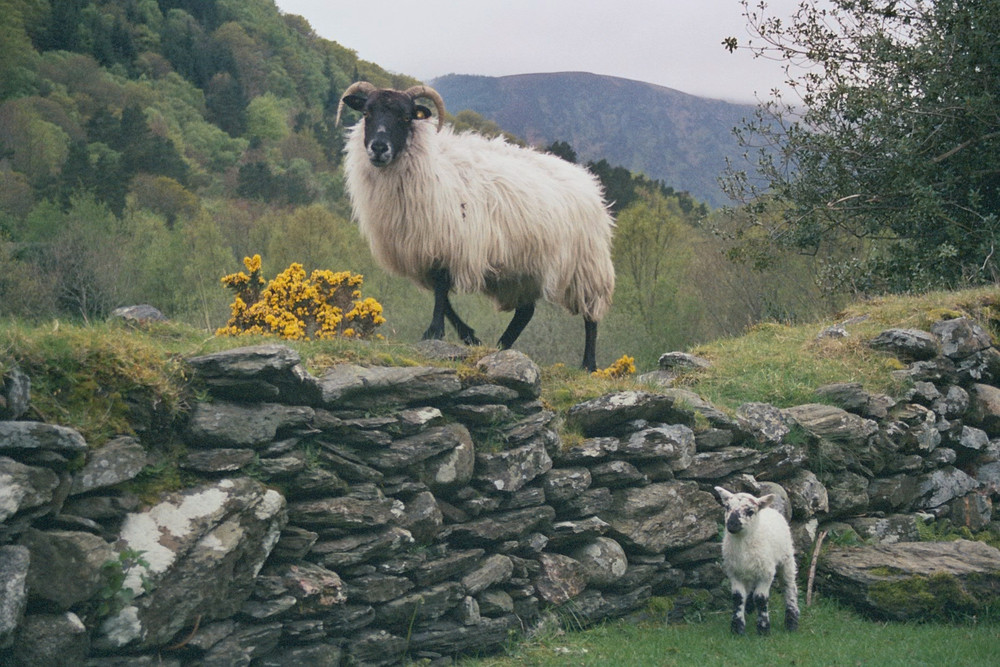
left=869, top=328, right=940, bottom=360
left=475, top=350, right=541, bottom=398
left=96, top=478, right=286, bottom=650
left=602, top=481, right=720, bottom=554
left=818, top=540, right=1000, bottom=621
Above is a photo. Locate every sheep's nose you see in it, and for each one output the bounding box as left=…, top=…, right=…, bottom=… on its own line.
left=726, top=514, right=743, bottom=534
left=370, top=140, right=390, bottom=158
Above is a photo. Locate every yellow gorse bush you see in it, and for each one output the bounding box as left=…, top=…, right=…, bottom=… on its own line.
left=217, top=255, right=385, bottom=341
left=592, top=354, right=636, bottom=379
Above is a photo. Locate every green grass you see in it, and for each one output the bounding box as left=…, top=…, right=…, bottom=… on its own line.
left=462, top=597, right=1000, bottom=666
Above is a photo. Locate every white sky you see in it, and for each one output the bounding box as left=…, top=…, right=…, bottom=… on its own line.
left=273, top=0, right=802, bottom=104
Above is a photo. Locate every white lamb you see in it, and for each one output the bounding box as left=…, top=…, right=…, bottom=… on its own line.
left=714, top=486, right=800, bottom=635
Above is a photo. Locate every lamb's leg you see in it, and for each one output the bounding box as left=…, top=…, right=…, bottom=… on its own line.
left=498, top=303, right=535, bottom=350
left=753, top=581, right=773, bottom=635
left=780, top=557, right=800, bottom=631
left=582, top=318, right=598, bottom=372
left=730, top=583, right=747, bottom=635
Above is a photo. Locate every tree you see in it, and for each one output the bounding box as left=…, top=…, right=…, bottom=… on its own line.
left=722, top=0, right=1000, bottom=293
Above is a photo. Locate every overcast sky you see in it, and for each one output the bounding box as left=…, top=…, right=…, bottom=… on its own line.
left=273, top=0, right=803, bottom=104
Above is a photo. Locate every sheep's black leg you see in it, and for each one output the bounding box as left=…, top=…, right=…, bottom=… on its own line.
left=498, top=303, right=534, bottom=350
left=423, top=269, right=480, bottom=345
left=444, top=302, right=480, bottom=345
left=582, top=318, right=598, bottom=372
left=422, top=269, right=451, bottom=341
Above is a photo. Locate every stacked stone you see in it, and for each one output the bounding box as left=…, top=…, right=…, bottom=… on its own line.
left=2, top=316, right=1000, bottom=665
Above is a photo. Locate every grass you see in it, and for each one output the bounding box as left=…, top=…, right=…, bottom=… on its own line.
left=461, top=596, right=1000, bottom=666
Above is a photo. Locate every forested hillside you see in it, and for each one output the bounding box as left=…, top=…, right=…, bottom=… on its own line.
left=0, top=0, right=837, bottom=369
left=430, top=73, right=758, bottom=209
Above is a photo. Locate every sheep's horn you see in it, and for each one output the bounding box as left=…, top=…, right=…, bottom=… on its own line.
left=335, top=81, right=378, bottom=127
left=404, top=85, right=446, bottom=131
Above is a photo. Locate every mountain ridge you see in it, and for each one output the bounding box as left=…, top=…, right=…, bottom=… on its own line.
left=429, top=72, right=758, bottom=207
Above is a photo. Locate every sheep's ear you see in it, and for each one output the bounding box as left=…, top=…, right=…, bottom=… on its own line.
left=342, top=94, right=367, bottom=111
left=714, top=486, right=732, bottom=502
left=413, top=104, right=432, bottom=121
left=758, top=494, right=775, bottom=509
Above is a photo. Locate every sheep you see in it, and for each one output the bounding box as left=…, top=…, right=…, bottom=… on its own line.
left=335, top=82, right=615, bottom=371
left=714, top=486, right=800, bottom=635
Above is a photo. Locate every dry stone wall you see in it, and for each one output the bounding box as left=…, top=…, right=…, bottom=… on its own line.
left=3, top=317, right=1000, bottom=665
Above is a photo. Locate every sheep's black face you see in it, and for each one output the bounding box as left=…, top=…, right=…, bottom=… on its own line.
left=342, top=90, right=431, bottom=168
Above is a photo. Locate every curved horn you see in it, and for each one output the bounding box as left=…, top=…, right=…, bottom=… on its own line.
left=335, top=81, right=378, bottom=127
left=404, top=85, right=446, bottom=131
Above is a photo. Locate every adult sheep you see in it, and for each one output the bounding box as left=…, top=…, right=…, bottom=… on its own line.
left=335, top=82, right=615, bottom=371
left=715, top=486, right=800, bottom=635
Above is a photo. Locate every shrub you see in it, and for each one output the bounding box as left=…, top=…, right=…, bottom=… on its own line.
left=592, top=354, right=636, bottom=379
left=217, top=254, right=385, bottom=341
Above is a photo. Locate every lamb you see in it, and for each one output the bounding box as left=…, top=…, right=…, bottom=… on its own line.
left=335, top=82, right=616, bottom=371
left=714, top=486, right=800, bottom=635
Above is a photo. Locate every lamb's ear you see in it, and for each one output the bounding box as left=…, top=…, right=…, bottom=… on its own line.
left=714, top=486, right=732, bottom=502
left=758, top=494, right=775, bottom=509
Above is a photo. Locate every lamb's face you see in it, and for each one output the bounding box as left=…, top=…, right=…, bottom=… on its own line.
left=342, top=90, right=432, bottom=167
left=715, top=487, right=774, bottom=535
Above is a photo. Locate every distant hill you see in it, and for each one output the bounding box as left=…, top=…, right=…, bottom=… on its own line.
left=429, top=72, right=757, bottom=208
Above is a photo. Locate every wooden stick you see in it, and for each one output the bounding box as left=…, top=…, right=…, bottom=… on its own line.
left=806, top=530, right=827, bottom=607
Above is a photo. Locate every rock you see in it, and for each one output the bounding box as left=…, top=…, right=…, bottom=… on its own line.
left=868, top=474, right=921, bottom=512
left=96, top=478, right=286, bottom=650
left=602, top=481, right=720, bottom=554
left=413, top=339, right=476, bottom=361
left=188, top=344, right=319, bottom=404
left=0, top=457, right=60, bottom=523
left=411, top=430, right=475, bottom=491
left=474, top=439, right=552, bottom=493
left=10, top=612, right=89, bottom=666
left=845, top=514, right=920, bottom=544
left=199, top=622, right=283, bottom=666
left=443, top=506, right=556, bottom=546
left=1, top=366, right=30, bottom=420
left=406, top=615, right=517, bottom=657
left=0, top=545, right=29, bottom=648
left=570, top=537, right=628, bottom=587
left=915, top=466, right=980, bottom=509
left=736, top=402, right=789, bottom=445
left=287, top=491, right=403, bottom=531
left=590, top=460, right=648, bottom=488
left=969, top=383, right=1000, bottom=436
left=542, top=467, right=592, bottom=504
left=0, top=421, right=88, bottom=459
left=185, top=401, right=313, bottom=448
left=931, top=317, right=991, bottom=360
left=658, top=352, right=712, bottom=372
left=316, top=364, right=461, bottom=409
left=619, top=425, right=696, bottom=470
left=358, top=423, right=473, bottom=472
left=69, top=436, right=148, bottom=495
left=400, top=491, right=444, bottom=543
left=461, top=554, right=514, bottom=595
left=566, top=391, right=684, bottom=437
left=782, top=469, right=829, bottom=519
left=19, top=529, right=114, bottom=610
left=818, top=540, right=1000, bottom=621
left=180, top=448, right=256, bottom=474
left=677, top=447, right=763, bottom=480
left=823, top=471, right=870, bottom=517
left=310, top=527, right=414, bottom=569
left=374, top=581, right=466, bottom=628
left=869, top=328, right=940, bottom=360
left=111, top=304, right=167, bottom=323
left=475, top=350, right=542, bottom=398
left=535, top=553, right=587, bottom=605
left=949, top=493, right=992, bottom=531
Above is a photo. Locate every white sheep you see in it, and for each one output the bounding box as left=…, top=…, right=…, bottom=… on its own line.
left=335, top=83, right=616, bottom=371
left=714, top=486, right=800, bottom=635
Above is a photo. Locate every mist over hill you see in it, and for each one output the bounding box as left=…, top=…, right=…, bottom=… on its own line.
left=430, top=72, right=757, bottom=208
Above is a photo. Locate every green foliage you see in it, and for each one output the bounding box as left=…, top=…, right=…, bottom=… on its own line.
left=723, top=0, right=1000, bottom=294
left=462, top=596, right=1000, bottom=666
left=91, top=548, right=151, bottom=622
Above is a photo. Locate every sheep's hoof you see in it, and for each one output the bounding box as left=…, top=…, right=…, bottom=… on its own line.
left=459, top=331, right=481, bottom=346
left=786, top=610, right=799, bottom=632
left=422, top=326, right=445, bottom=341
left=730, top=618, right=745, bottom=635
left=756, top=621, right=771, bottom=636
